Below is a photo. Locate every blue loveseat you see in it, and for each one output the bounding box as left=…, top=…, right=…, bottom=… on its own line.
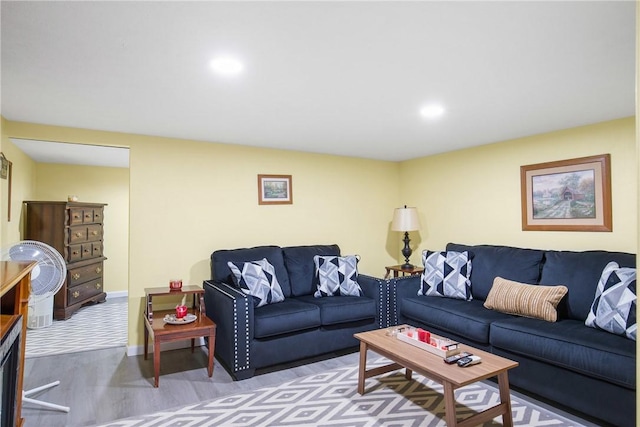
left=391, top=243, right=636, bottom=427
left=203, top=244, right=387, bottom=380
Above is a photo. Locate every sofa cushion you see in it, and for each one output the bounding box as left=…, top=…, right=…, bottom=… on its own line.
left=539, top=250, right=636, bottom=321
left=227, top=259, right=285, bottom=308
left=283, top=244, right=341, bottom=296
left=490, top=317, right=636, bottom=389
left=253, top=299, right=321, bottom=339
left=419, top=250, right=472, bottom=300
left=585, top=261, right=637, bottom=340
left=212, top=245, right=292, bottom=297
left=484, top=277, right=567, bottom=322
left=446, top=243, right=544, bottom=301
left=298, top=295, right=375, bottom=325
left=314, top=255, right=362, bottom=297
left=400, top=297, right=513, bottom=345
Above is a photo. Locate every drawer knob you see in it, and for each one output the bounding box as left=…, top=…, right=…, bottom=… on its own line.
left=72, top=273, right=80, bottom=280
left=91, top=231, right=98, bottom=236
left=72, top=250, right=79, bottom=255
left=73, top=291, right=80, bottom=298
left=95, top=283, right=102, bottom=290
left=95, top=267, right=102, bottom=274
left=75, top=232, right=83, bottom=238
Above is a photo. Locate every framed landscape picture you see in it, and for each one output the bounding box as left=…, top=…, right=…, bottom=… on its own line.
left=258, top=174, right=293, bottom=205
left=520, top=154, right=611, bottom=232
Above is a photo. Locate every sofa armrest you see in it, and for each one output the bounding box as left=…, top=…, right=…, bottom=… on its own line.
left=203, top=279, right=255, bottom=378
left=357, top=274, right=391, bottom=328
left=388, top=275, right=422, bottom=326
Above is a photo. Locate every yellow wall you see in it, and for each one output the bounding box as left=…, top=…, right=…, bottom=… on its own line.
left=400, top=117, right=636, bottom=257
left=33, top=163, right=129, bottom=293
left=0, top=124, right=37, bottom=248
left=2, top=116, right=637, bottom=348
left=3, top=120, right=400, bottom=347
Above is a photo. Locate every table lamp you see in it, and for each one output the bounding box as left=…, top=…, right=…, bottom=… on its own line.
left=391, top=205, right=420, bottom=269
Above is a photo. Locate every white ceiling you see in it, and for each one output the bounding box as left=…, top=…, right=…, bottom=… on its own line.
left=1, top=1, right=636, bottom=164
left=9, top=138, right=129, bottom=168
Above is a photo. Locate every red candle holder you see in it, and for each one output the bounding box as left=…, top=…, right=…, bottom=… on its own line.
left=175, top=305, right=188, bottom=319
left=169, top=279, right=182, bottom=290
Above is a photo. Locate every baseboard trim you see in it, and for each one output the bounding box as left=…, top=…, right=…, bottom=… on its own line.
left=107, top=290, right=128, bottom=299
left=127, top=337, right=206, bottom=357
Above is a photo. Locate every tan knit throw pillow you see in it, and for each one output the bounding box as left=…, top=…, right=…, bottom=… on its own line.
left=484, top=277, right=568, bottom=322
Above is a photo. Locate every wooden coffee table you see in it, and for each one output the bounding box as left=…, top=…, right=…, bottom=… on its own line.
left=354, top=326, right=518, bottom=427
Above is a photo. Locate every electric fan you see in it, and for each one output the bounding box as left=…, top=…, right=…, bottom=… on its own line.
left=1, top=240, right=70, bottom=413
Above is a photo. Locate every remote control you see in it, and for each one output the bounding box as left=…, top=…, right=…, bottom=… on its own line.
left=443, top=351, right=472, bottom=364
left=457, top=355, right=482, bottom=367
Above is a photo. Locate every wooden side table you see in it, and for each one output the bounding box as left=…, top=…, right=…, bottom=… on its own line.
left=384, top=264, right=424, bottom=279
left=143, top=285, right=216, bottom=387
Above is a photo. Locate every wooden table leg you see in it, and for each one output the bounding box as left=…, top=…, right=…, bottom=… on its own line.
left=498, top=371, right=514, bottom=427
left=153, top=339, right=161, bottom=388
left=405, top=368, right=412, bottom=381
left=443, top=381, right=457, bottom=426
left=357, top=341, right=367, bottom=394
left=207, top=332, right=215, bottom=377
left=143, top=325, right=148, bottom=360
left=191, top=338, right=195, bottom=353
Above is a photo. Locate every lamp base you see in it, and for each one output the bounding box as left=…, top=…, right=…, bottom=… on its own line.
left=400, top=262, right=414, bottom=270
left=400, top=231, right=413, bottom=270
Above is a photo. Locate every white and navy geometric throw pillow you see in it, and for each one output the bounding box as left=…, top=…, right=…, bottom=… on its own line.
left=313, top=255, right=362, bottom=297
left=419, top=250, right=472, bottom=301
left=585, top=261, right=636, bottom=341
left=227, top=258, right=285, bottom=307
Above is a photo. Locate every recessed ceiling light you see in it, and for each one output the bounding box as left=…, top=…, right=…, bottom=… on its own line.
left=419, top=104, right=445, bottom=119
left=210, top=56, right=244, bottom=76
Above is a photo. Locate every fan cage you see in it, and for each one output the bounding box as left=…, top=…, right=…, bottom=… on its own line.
left=2, top=241, right=66, bottom=329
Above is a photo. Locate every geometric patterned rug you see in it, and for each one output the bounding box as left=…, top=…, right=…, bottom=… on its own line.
left=96, top=358, right=587, bottom=427
left=25, top=297, right=127, bottom=358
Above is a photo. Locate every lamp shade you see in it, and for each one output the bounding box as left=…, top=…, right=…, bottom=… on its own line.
left=391, top=206, right=420, bottom=231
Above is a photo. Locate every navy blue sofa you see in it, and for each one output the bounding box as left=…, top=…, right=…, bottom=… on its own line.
left=392, top=243, right=636, bottom=427
left=203, top=244, right=387, bottom=380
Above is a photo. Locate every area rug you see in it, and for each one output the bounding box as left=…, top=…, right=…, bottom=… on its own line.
left=97, top=359, right=587, bottom=427
left=25, top=297, right=127, bottom=358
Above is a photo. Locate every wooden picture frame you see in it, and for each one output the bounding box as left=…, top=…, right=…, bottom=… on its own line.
left=520, top=154, right=611, bottom=232
left=258, top=174, right=293, bottom=205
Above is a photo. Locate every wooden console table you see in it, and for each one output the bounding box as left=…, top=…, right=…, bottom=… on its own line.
left=1, top=261, right=36, bottom=427
left=143, top=285, right=216, bottom=387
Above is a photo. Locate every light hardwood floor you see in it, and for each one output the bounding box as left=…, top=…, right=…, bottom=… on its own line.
left=22, top=343, right=601, bottom=427
left=22, top=345, right=361, bottom=427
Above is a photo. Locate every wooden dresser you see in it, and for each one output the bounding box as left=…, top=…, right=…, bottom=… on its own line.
left=24, top=201, right=107, bottom=320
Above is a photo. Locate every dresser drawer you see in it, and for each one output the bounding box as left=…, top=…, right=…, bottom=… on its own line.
left=67, top=278, right=103, bottom=303
left=67, top=224, right=103, bottom=244
left=68, top=225, right=87, bottom=243
left=67, top=243, right=103, bottom=263
left=67, top=207, right=104, bottom=226
left=68, top=261, right=104, bottom=287
left=86, top=224, right=102, bottom=242
left=91, top=242, right=103, bottom=257
left=67, top=244, right=83, bottom=262
left=68, top=208, right=84, bottom=225
left=91, top=207, right=104, bottom=224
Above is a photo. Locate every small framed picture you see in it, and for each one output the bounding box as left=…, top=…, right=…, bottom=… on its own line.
left=258, top=174, right=293, bottom=205
left=520, top=154, right=612, bottom=232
